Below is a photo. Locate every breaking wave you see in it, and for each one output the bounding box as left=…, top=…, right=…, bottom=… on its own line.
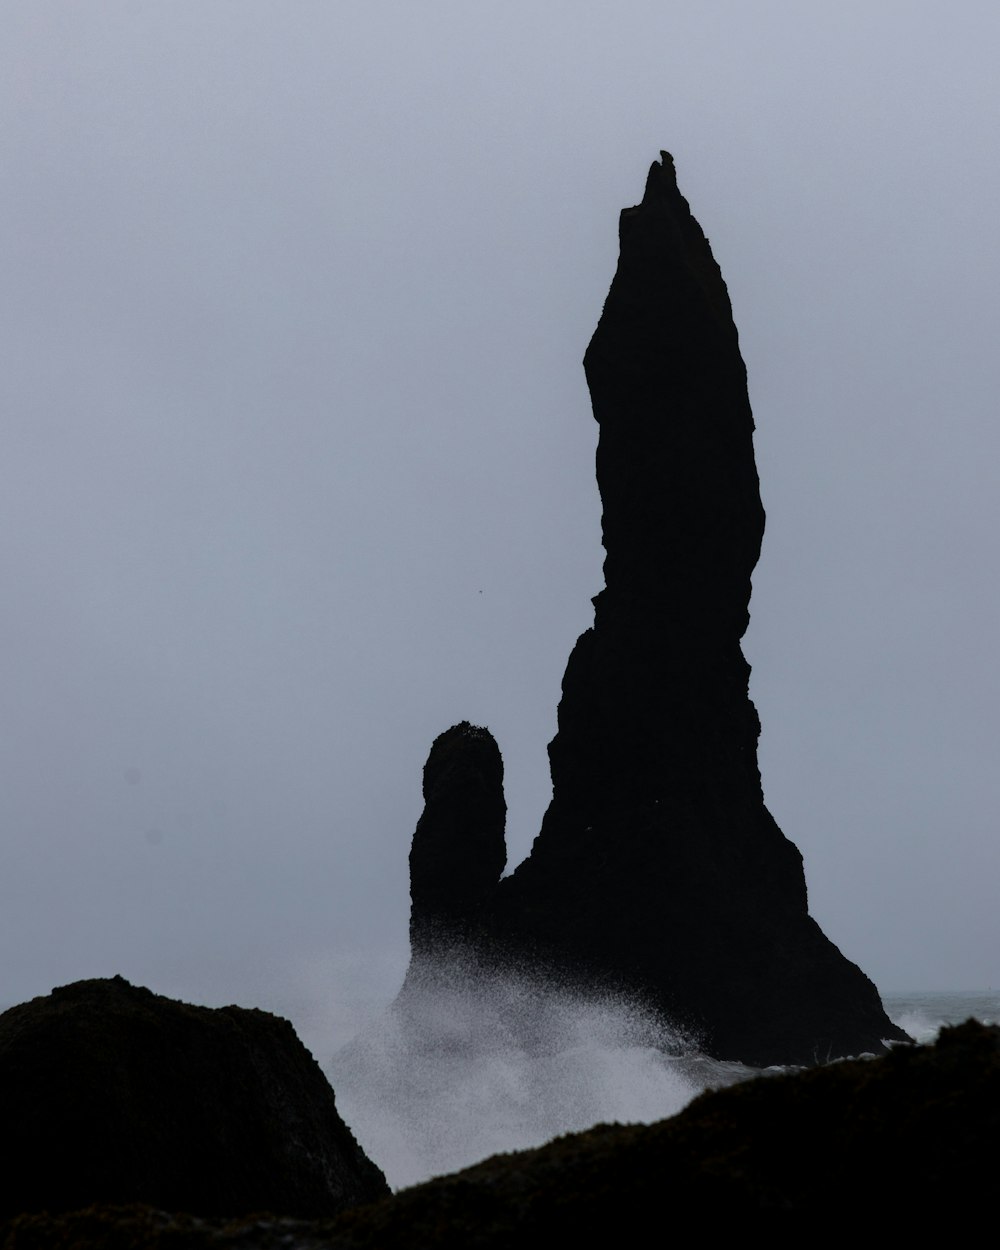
left=329, top=953, right=739, bottom=1190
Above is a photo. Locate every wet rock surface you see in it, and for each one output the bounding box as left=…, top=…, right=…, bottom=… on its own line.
left=0, top=976, right=389, bottom=1220
left=406, top=153, right=908, bottom=1066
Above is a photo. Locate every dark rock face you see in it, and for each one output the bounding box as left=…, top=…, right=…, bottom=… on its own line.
left=406, top=153, right=908, bottom=1067
left=0, top=976, right=389, bottom=1219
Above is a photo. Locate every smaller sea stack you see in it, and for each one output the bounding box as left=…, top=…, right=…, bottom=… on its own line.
left=408, top=721, right=507, bottom=957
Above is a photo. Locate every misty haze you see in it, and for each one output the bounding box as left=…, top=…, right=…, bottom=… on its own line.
left=2, top=1, right=999, bottom=1192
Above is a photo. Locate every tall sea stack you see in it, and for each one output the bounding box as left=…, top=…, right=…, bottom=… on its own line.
left=406, top=153, right=908, bottom=1067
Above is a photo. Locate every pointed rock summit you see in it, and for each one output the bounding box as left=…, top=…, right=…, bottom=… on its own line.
left=406, top=153, right=908, bottom=1066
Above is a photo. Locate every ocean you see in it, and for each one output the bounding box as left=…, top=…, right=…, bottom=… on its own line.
left=881, top=989, right=999, bottom=1043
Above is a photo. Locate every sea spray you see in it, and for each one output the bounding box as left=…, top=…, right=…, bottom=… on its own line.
left=883, top=990, right=1000, bottom=1045
left=330, top=952, right=715, bottom=1190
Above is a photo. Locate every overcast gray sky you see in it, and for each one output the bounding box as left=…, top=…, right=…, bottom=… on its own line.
left=2, top=3, right=999, bottom=1033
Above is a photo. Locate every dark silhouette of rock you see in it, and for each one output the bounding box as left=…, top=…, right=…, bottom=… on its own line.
left=405, top=153, right=908, bottom=1066
left=408, top=722, right=506, bottom=957
left=6, top=1020, right=997, bottom=1240
left=0, top=976, right=389, bottom=1219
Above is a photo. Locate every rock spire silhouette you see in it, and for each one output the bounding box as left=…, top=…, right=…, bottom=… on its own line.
left=405, top=153, right=908, bottom=1066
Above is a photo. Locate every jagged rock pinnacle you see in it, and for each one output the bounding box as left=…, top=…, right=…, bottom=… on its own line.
left=403, top=154, right=908, bottom=1067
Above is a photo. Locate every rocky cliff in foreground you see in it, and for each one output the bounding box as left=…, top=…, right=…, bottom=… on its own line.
left=0, top=977, right=389, bottom=1219
left=4, top=1020, right=997, bottom=1240
left=405, top=153, right=908, bottom=1066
